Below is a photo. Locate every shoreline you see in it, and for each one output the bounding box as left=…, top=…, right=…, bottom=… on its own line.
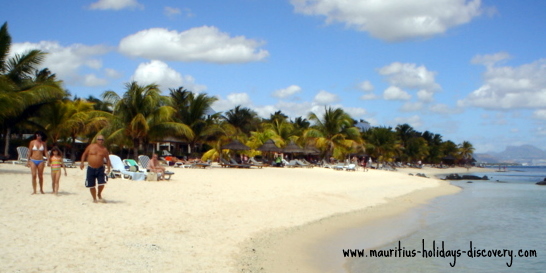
left=236, top=167, right=480, bottom=273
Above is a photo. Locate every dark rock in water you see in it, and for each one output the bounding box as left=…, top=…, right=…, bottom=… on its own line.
left=444, top=173, right=488, bottom=180
left=536, top=178, right=546, bottom=185
left=467, top=181, right=473, bottom=183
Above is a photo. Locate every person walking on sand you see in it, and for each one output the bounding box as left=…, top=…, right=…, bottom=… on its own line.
left=27, top=131, right=49, bottom=194
left=48, top=146, right=67, bottom=195
left=80, top=135, right=111, bottom=203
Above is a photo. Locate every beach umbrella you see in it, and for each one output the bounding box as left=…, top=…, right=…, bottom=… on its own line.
left=303, top=145, right=320, bottom=155
left=283, top=141, right=305, bottom=154
left=221, top=139, right=251, bottom=150
left=257, top=139, right=282, bottom=153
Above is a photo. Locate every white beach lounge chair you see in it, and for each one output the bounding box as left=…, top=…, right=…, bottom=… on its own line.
left=13, top=146, right=29, bottom=165
left=109, top=155, right=146, bottom=181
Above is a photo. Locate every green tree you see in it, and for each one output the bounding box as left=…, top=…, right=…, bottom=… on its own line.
left=0, top=22, right=66, bottom=155
left=170, top=87, right=219, bottom=154
left=222, top=105, right=260, bottom=136
left=102, top=81, right=193, bottom=158
left=304, top=107, right=362, bottom=160
left=363, top=126, right=402, bottom=167
left=458, top=141, right=475, bottom=165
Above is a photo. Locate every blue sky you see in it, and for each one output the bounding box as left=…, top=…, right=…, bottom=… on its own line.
left=2, top=0, right=546, bottom=153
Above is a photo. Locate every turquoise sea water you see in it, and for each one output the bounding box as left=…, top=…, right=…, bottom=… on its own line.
left=345, top=166, right=546, bottom=273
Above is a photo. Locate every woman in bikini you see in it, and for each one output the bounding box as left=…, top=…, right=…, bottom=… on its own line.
left=48, top=146, right=67, bottom=195
left=27, top=131, right=49, bottom=194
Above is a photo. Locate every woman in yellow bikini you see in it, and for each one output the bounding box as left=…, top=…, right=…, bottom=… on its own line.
left=48, top=146, right=67, bottom=195
left=27, top=131, right=49, bottom=194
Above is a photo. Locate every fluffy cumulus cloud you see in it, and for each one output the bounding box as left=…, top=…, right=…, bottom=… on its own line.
left=212, top=93, right=253, bottom=112
left=313, top=90, right=340, bottom=105
left=357, top=80, right=374, bottom=92
left=290, top=0, right=483, bottom=41
left=379, top=62, right=441, bottom=91
left=383, top=86, right=411, bottom=100
left=10, top=41, right=111, bottom=86
left=272, top=85, right=302, bottom=98
left=89, top=0, right=143, bottom=10
left=119, top=26, right=269, bottom=63
left=132, top=60, right=206, bottom=92
left=459, top=54, right=546, bottom=110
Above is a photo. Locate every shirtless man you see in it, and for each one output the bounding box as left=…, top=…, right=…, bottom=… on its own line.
left=80, top=135, right=111, bottom=203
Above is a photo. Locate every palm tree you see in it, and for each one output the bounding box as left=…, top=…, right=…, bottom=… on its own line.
left=458, top=141, right=475, bottom=165
left=395, top=123, right=418, bottom=148
left=1, top=22, right=66, bottom=155
left=32, top=98, right=111, bottom=161
left=102, top=81, right=193, bottom=158
left=304, top=107, right=362, bottom=160
left=222, top=105, right=260, bottom=136
left=405, top=137, right=429, bottom=163
left=363, top=126, right=402, bottom=167
left=170, top=87, right=219, bottom=154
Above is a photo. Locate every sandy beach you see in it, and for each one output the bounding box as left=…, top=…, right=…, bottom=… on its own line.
left=0, top=162, right=474, bottom=272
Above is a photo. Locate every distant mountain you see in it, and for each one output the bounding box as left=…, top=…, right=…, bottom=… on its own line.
left=475, top=145, right=546, bottom=165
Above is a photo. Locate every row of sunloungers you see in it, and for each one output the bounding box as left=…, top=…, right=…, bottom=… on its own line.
left=320, top=160, right=358, bottom=171
left=220, top=157, right=264, bottom=168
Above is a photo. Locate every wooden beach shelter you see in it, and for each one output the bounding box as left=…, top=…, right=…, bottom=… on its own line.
left=257, top=139, right=282, bottom=153
left=221, top=139, right=251, bottom=151
left=283, top=141, right=305, bottom=159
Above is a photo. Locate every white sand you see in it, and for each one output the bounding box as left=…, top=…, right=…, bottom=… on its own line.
left=0, top=162, right=476, bottom=272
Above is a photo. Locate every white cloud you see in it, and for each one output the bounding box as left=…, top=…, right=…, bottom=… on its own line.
left=344, top=107, right=368, bottom=118
left=275, top=101, right=315, bottom=118
left=379, top=62, right=441, bottom=91
left=428, top=103, right=463, bottom=114
left=383, top=86, right=411, bottom=100
left=471, top=52, right=510, bottom=66
left=290, top=0, right=483, bottom=41
left=400, top=101, right=423, bottom=112
left=83, top=74, right=108, bottom=87
left=416, top=89, right=435, bottom=102
left=212, top=93, right=253, bottom=112
left=132, top=60, right=206, bottom=92
left=89, top=0, right=143, bottom=10
left=104, top=68, right=122, bottom=79
left=119, top=26, right=269, bottom=63
left=357, top=80, right=374, bottom=91
left=10, top=41, right=111, bottom=86
left=458, top=57, right=546, bottom=109
left=360, top=93, right=378, bottom=100
left=533, top=110, right=546, bottom=120
left=164, top=7, right=181, bottom=17
left=313, top=90, right=340, bottom=104
left=392, top=115, right=423, bottom=128
left=272, top=85, right=302, bottom=98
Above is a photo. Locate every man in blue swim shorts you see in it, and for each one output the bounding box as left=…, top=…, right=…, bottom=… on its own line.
left=80, top=135, right=112, bottom=203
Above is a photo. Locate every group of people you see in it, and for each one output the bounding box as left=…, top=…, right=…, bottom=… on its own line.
left=27, top=132, right=171, bottom=202
left=27, top=131, right=67, bottom=195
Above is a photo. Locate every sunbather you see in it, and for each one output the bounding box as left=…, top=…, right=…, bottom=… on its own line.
left=149, top=154, right=167, bottom=180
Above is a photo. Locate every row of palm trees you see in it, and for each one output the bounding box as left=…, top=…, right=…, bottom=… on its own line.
left=0, top=21, right=475, bottom=165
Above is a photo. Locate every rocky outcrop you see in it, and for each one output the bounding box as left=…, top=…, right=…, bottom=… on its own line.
left=536, top=178, right=546, bottom=185
left=444, top=174, right=489, bottom=180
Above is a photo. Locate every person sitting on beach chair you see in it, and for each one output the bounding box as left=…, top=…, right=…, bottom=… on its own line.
left=149, top=154, right=167, bottom=180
